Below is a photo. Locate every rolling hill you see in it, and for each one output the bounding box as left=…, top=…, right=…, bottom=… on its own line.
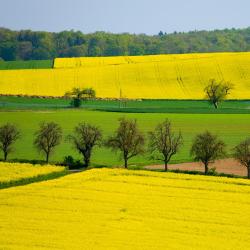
left=0, top=52, right=250, bottom=99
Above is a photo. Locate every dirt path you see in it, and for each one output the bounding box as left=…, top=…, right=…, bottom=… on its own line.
left=145, top=158, right=247, bottom=177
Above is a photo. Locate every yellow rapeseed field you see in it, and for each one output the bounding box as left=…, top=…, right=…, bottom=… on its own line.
left=0, top=52, right=250, bottom=99
left=0, top=162, right=65, bottom=185
left=0, top=168, right=249, bottom=249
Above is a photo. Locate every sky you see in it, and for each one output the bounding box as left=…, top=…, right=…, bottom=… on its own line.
left=0, top=0, right=249, bottom=35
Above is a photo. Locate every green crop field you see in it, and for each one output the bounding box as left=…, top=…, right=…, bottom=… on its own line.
left=0, top=60, right=53, bottom=70
left=0, top=96, right=250, bottom=114
left=0, top=109, right=249, bottom=167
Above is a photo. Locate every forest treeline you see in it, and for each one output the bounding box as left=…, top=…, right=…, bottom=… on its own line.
left=0, top=27, right=250, bottom=61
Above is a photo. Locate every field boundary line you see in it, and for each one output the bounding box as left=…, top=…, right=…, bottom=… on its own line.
left=0, top=169, right=68, bottom=190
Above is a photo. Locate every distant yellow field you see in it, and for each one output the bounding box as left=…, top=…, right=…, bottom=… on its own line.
left=0, top=168, right=249, bottom=249
left=0, top=52, right=250, bottom=99
left=0, top=162, right=65, bottom=186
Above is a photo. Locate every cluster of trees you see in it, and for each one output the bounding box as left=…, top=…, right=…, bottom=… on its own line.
left=1, top=119, right=250, bottom=179
left=1, top=27, right=250, bottom=61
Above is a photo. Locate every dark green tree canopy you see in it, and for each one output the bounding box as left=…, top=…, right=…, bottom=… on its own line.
left=191, top=131, right=226, bottom=174
left=1, top=27, right=250, bottom=60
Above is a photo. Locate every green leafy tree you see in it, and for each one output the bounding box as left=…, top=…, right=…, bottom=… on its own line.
left=204, top=79, right=233, bottom=109
left=105, top=118, right=145, bottom=168
left=82, top=88, right=96, bottom=99
left=65, top=87, right=96, bottom=108
left=1, top=27, right=250, bottom=60
left=60, top=45, right=87, bottom=57
left=68, top=123, right=102, bottom=167
left=191, top=131, right=226, bottom=175
left=0, top=123, right=20, bottom=161
left=233, top=138, right=250, bottom=179
left=17, top=41, right=33, bottom=60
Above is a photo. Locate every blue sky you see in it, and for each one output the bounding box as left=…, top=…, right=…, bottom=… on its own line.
left=1, top=0, right=249, bottom=34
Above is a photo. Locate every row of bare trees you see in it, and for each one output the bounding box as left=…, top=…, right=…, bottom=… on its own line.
left=0, top=119, right=250, bottom=178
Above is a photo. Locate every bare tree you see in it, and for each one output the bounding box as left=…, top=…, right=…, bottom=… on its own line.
left=105, top=118, right=144, bottom=168
left=190, top=131, right=226, bottom=175
left=0, top=123, right=20, bottom=161
left=68, top=123, right=102, bottom=167
left=34, top=122, right=62, bottom=163
left=204, top=79, right=233, bottom=109
left=233, top=138, right=250, bottom=179
left=148, top=119, right=183, bottom=171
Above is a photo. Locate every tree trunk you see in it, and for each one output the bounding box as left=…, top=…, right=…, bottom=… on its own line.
left=214, top=102, right=218, bottom=109
left=4, top=151, right=7, bottom=161
left=204, top=163, right=209, bottom=175
left=84, top=157, right=90, bottom=168
left=46, top=153, right=49, bottom=164
left=124, top=158, right=128, bottom=169
left=164, top=161, right=168, bottom=171
left=247, top=167, right=250, bottom=179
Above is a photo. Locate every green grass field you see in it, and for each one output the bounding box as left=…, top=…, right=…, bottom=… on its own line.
left=0, top=60, right=53, bottom=70
left=1, top=96, right=250, bottom=113
left=1, top=109, right=249, bottom=167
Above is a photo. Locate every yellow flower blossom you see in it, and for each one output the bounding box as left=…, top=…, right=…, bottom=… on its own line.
left=0, top=52, right=250, bottom=99
left=0, top=168, right=249, bottom=249
left=0, top=162, right=65, bottom=185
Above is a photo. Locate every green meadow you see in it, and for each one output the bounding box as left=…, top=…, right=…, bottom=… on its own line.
left=0, top=60, right=53, bottom=70
left=0, top=96, right=250, bottom=114
left=0, top=109, right=249, bottom=167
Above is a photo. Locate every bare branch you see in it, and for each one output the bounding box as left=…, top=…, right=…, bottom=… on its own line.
left=204, top=79, right=233, bottom=109
left=233, top=138, right=250, bottom=179
left=0, top=123, right=20, bottom=161
left=148, top=119, right=183, bottom=171
left=68, top=123, right=102, bottom=167
left=34, top=122, right=62, bottom=163
left=105, top=118, right=145, bottom=168
left=190, top=131, right=226, bottom=174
